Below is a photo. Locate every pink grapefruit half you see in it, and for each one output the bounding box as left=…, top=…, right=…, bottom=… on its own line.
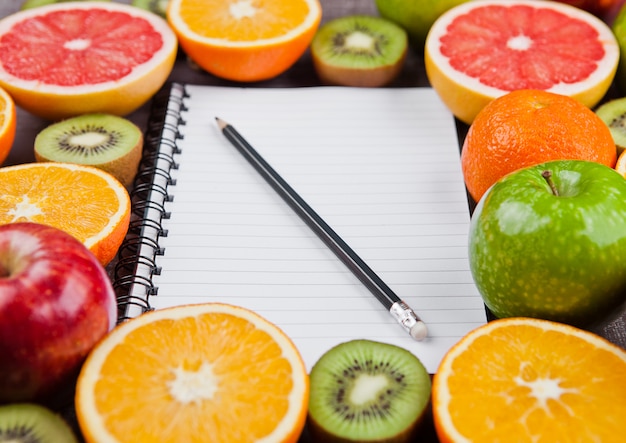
left=0, top=1, right=177, bottom=121
left=425, top=0, right=619, bottom=125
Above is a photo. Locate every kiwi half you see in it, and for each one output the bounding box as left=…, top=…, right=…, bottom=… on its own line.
left=595, top=97, right=626, bottom=156
left=132, top=0, right=170, bottom=18
left=0, top=403, right=78, bottom=443
left=307, top=339, right=431, bottom=442
left=310, top=15, right=408, bottom=87
left=34, top=113, right=143, bottom=188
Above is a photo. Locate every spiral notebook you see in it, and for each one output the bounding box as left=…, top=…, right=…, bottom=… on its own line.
left=113, top=82, right=487, bottom=373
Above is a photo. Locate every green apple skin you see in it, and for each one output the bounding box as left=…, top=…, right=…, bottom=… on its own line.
left=469, top=160, right=626, bottom=327
left=374, top=0, right=470, bottom=51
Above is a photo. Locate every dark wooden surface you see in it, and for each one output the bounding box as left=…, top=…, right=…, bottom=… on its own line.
left=1, top=1, right=625, bottom=442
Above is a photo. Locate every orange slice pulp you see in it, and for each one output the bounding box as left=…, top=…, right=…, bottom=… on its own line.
left=0, top=162, right=130, bottom=266
left=0, top=85, right=15, bottom=165
left=167, top=0, right=322, bottom=82
left=75, top=303, right=309, bottom=443
left=432, top=317, right=626, bottom=442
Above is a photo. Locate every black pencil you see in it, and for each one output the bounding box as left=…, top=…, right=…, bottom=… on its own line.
left=215, top=117, right=427, bottom=341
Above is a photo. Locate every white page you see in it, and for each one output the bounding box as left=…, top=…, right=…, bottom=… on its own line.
left=148, top=85, right=486, bottom=373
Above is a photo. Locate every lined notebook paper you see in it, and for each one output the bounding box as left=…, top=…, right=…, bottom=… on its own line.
left=120, top=83, right=487, bottom=373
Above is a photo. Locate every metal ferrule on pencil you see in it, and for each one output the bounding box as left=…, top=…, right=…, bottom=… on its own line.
left=390, top=301, right=427, bottom=340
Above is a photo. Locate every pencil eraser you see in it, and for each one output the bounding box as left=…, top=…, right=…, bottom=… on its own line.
left=410, top=321, right=428, bottom=341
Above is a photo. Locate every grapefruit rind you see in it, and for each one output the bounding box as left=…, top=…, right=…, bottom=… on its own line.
left=425, top=0, right=620, bottom=125
left=0, top=2, right=178, bottom=121
left=166, top=0, right=322, bottom=82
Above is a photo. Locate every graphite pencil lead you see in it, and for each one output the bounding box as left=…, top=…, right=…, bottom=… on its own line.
left=215, top=116, right=227, bottom=130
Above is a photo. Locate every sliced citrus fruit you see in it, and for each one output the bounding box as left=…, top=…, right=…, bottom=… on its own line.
left=167, top=0, right=322, bottom=82
left=0, top=2, right=177, bottom=121
left=425, top=0, right=619, bottom=124
left=432, top=317, right=626, bottom=442
left=75, top=303, right=309, bottom=443
left=0, top=85, right=16, bottom=165
left=0, top=162, right=130, bottom=266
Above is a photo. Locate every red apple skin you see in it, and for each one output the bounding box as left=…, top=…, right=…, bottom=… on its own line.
left=0, top=222, right=117, bottom=404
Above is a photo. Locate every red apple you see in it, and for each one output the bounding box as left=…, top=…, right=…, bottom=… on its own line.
left=0, top=222, right=117, bottom=404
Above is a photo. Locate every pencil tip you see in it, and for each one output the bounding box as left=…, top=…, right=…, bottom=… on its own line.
left=215, top=117, right=227, bottom=130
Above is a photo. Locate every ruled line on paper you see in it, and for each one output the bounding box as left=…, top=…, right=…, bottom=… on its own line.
left=149, top=85, right=487, bottom=373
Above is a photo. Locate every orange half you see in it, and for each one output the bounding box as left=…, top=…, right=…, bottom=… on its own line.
left=0, top=162, right=130, bottom=265
left=0, top=85, right=16, bottom=165
left=167, top=0, right=322, bottom=82
left=75, top=303, right=309, bottom=443
left=433, top=317, right=626, bottom=442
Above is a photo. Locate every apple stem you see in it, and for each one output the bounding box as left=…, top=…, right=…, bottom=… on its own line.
left=542, top=170, right=559, bottom=196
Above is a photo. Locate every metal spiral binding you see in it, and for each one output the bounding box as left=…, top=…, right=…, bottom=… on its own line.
left=113, top=82, right=188, bottom=322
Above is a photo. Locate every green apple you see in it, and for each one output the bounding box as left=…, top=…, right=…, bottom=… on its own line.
left=374, top=0, right=470, bottom=50
left=469, top=159, right=626, bottom=327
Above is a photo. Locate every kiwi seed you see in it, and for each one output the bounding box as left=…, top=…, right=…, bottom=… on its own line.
left=131, top=0, right=170, bottom=18
left=595, top=97, right=626, bottom=155
left=0, top=403, right=78, bottom=443
left=307, top=339, right=431, bottom=442
left=310, top=15, right=408, bottom=87
left=34, top=113, right=143, bottom=188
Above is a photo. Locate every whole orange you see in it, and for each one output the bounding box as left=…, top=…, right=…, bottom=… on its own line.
left=461, top=89, right=617, bottom=202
